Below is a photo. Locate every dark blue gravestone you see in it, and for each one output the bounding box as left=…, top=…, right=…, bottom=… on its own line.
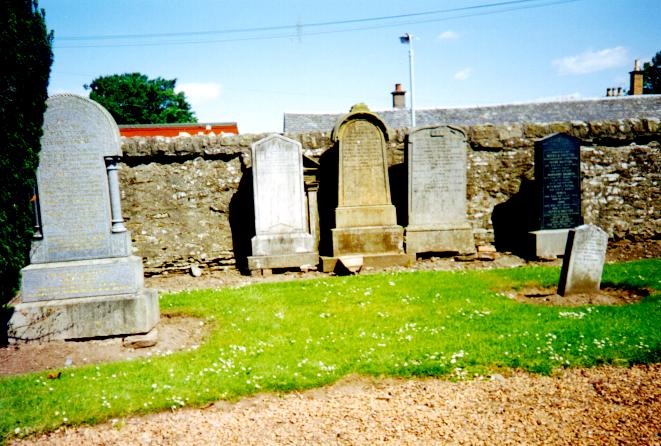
left=535, top=133, right=581, bottom=230
left=529, top=133, right=582, bottom=258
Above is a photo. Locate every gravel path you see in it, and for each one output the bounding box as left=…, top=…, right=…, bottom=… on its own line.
left=13, top=364, right=661, bottom=446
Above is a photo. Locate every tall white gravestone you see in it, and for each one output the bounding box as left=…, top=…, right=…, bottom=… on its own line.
left=406, top=125, right=475, bottom=256
left=558, top=224, right=608, bottom=296
left=8, top=94, right=159, bottom=342
left=247, top=134, right=317, bottom=272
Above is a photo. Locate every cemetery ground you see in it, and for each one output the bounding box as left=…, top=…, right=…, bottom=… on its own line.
left=1, top=244, right=660, bottom=445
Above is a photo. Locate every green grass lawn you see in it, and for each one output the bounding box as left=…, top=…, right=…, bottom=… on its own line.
left=1, top=259, right=659, bottom=442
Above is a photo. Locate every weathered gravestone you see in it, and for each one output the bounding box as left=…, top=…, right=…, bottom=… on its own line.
left=558, top=224, right=608, bottom=296
left=247, top=134, right=318, bottom=273
left=8, top=94, right=159, bottom=342
left=406, top=125, right=475, bottom=256
left=321, top=104, right=409, bottom=272
left=529, top=133, right=582, bottom=258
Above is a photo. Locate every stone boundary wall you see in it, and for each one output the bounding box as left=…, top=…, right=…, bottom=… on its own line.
left=119, top=118, right=660, bottom=274
left=283, top=95, right=661, bottom=133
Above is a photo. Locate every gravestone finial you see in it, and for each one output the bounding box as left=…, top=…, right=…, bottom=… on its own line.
left=350, top=103, right=370, bottom=113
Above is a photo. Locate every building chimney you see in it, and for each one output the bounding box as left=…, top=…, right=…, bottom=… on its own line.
left=606, top=88, right=612, bottom=97
left=629, top=59, right=644, bottom=95
left=391, top=83, right=406, bottom=109
left=617, top=87, right=623, bottom=96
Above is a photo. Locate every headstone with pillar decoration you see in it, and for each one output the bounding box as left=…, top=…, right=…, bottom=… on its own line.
left=8, top=94, right=159, bottom=343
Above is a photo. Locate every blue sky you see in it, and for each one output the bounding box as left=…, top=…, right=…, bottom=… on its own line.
left=41, top=0, right=660, bottom=133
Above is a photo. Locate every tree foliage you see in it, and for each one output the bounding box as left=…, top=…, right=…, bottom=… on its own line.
left=0, top=0, right=53, bottom=305
left=85, top=73, right=196, bottom=124
left=642, top=51, right=661, bottom=94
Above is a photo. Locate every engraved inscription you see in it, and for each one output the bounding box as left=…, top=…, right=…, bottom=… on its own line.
left=537, top=135, right=581, bottom=230
left=340, top=120, right=388, bottom=206
left=253, top=136, right=306, bottom=234
left=409, top=127, right=467, bottom=226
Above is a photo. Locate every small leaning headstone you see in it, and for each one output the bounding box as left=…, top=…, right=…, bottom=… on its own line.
left=558, top=224, right=608, bottom=296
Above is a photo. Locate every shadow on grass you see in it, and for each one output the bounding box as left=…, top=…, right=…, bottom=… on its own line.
left=0, top=304, right=14, bottom=347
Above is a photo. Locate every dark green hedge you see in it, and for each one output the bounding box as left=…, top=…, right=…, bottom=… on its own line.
left=0, top=0, right=53, bottom=305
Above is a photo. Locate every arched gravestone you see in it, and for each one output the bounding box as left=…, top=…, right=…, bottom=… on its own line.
left=247, top=134, right=318, bottom=272
left=321, top=104, right=409, bottom=272
left=406, top=125, right=475, bottom=256
left=8, top=94, right=159, bottom=342
left=528, top=133, right=582, bottom=258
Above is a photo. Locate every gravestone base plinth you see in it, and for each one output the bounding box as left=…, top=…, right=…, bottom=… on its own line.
left=7, top=289, right=159, bottom=343
left=248, top=252, right=319, bottom=272
left=248, top=233, right=317, bottom=272
left=321, top=225, right=410, bottom=272
left=528, top=229, right=571, bottom=259
left=405, top=224, right=475, bottom=257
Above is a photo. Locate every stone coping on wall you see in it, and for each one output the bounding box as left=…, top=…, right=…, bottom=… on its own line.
left=121, top=118, right=660, bottom=162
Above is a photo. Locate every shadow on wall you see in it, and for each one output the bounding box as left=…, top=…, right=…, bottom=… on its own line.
left=0, top=305, right=13, bottom=347
left=228, top=165, right=255, bottom=273
left=491, top=176, right=538, bottom=257
left=317, top=145, right=338, bottom=257
left=388, top=162, right=408, bottom=227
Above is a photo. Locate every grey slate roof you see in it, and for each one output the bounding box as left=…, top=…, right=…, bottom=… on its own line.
left=283, top=95, right=661, bottom=133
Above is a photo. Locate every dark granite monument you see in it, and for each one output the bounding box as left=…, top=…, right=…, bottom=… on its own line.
left=529, top=133, right=582, bottom=258
left=8, top=94, right=159, bottom=342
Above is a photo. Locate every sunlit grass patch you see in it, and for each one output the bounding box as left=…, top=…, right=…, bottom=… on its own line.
left=1, top=259, right=659, bottom=442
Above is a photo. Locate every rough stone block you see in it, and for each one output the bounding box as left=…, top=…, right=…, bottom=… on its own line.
left=7, top=289, right=159, bottom=343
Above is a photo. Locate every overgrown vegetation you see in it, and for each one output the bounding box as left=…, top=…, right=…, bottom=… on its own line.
left=0, top=0, right=53, bottom=305
left=85, top=73, right=196, bottom=124
left=642, top=50, right=661, bottom=94
left=1, top=260, right=659, bottom=442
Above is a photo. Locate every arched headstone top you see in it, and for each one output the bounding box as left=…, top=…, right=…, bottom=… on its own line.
left=409, top=124, right=466, bottom=139
left=252, top=133, right=302, bottom=152
left=44, top=93, right=122, bottom=157
left=331, top=104, right=390, bottom=142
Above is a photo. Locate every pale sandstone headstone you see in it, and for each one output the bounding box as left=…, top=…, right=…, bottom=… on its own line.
left=321, top=104, right=409, bottom=271
left=247, top=134, right=317, bottom=271
left=406, top=125, right=474, bottom=256
left=8, top=94, right=159, bottom=342
left=529, top=133, right=582, bottom=258
left=558, top=224, right=608, bottom=296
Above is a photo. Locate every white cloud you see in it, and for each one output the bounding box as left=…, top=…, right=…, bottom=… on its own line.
left=438, top=30, right=459, bottom=40
left=535, top=92, right=583, bottom=102
left=454, top=67, right=472, bottom=81
left=552, top=46, right=629, bottom=75
left=175, top=82, right=222, bottom=104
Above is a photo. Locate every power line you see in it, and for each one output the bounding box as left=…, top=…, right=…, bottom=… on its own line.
left=58, top=0, right=554, bottom=41
left=54, top=0, right=582, bottom=49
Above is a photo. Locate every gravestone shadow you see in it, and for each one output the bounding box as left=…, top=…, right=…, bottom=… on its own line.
left=491, top=176, right=538, bottom=257
left=317, top=145, right=338, bottom=257
left=0, top=305, right=13, bottom=346
left=228, top=165, right=255, bottom=273
left=388, top=162, right=408, bottom=227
